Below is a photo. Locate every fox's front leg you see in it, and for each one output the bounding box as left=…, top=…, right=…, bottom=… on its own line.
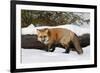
left=62, top=43, right=70, bottom=53
left=47, top=44, right=55, bottom=52
left=50, top=44, right=56, bottom=52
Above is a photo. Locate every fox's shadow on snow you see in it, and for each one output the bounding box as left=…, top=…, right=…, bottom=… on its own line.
left=21, top=34, right=90, bottom=53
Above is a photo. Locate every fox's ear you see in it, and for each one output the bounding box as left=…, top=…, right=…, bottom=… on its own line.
left=37, top=29, right=41, bottom=33
left=44, top=28, right=49, bottom=33
left=37, top=29, right=40, bottom=31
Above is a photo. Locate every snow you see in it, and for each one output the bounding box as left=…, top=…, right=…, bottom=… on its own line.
left=21, top=24, right=35, bottom=35
left=22, top=23, right=90, bottom=36
left=73, top=12, right=90, bottom=20
left=22, top=46, right=90, bottom=63
left=21, top=24, right=90, bottom=64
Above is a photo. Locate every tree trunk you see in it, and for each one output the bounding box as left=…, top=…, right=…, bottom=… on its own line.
left=21, top=34, right=90, bottom=51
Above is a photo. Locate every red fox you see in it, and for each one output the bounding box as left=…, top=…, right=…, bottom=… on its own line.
left=37, top=28, right=83, bottom=54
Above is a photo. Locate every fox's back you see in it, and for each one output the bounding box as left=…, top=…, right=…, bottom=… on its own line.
left=37, top=28, right=75, bottom=45
left=49, top=28, right=74, bottom=42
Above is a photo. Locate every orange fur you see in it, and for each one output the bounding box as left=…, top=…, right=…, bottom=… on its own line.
left=37, top=28, right=83, bottom=54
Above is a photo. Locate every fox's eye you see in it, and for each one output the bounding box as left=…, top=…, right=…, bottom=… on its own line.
left=39, top=36, right=42, bottom=38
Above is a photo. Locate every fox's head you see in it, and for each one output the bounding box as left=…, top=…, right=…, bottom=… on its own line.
left=37, top=28, right=50, bottom=44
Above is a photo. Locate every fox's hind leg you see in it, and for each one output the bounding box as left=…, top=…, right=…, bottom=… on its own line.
left=72, top=34, right=83, bottom=54
left=65, top=47, right=70, bottom=53
left=60, top=43, right=70, bottom=53
left=60, top=37, right=71, bottom=54
left=64, top=44, right=70, bottom=53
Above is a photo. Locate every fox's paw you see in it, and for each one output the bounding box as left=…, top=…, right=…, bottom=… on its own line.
left=77, top=50, right=83, bottom=55
left=63, top=48, right=70, bottom=54
left=63, top=51, right=70, bottom=54
left=46, top=48, right=55, bottom=52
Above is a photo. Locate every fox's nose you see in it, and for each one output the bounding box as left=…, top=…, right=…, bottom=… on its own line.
left=41, top=39, right=45, bottom=42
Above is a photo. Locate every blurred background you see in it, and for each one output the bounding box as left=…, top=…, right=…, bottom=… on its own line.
left=21, top=10, right=90, bottom=27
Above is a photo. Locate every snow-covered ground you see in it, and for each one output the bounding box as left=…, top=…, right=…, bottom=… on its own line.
left=21, top=24, right=90, bottom=64
left=22, top=46, right=90, bottom=63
